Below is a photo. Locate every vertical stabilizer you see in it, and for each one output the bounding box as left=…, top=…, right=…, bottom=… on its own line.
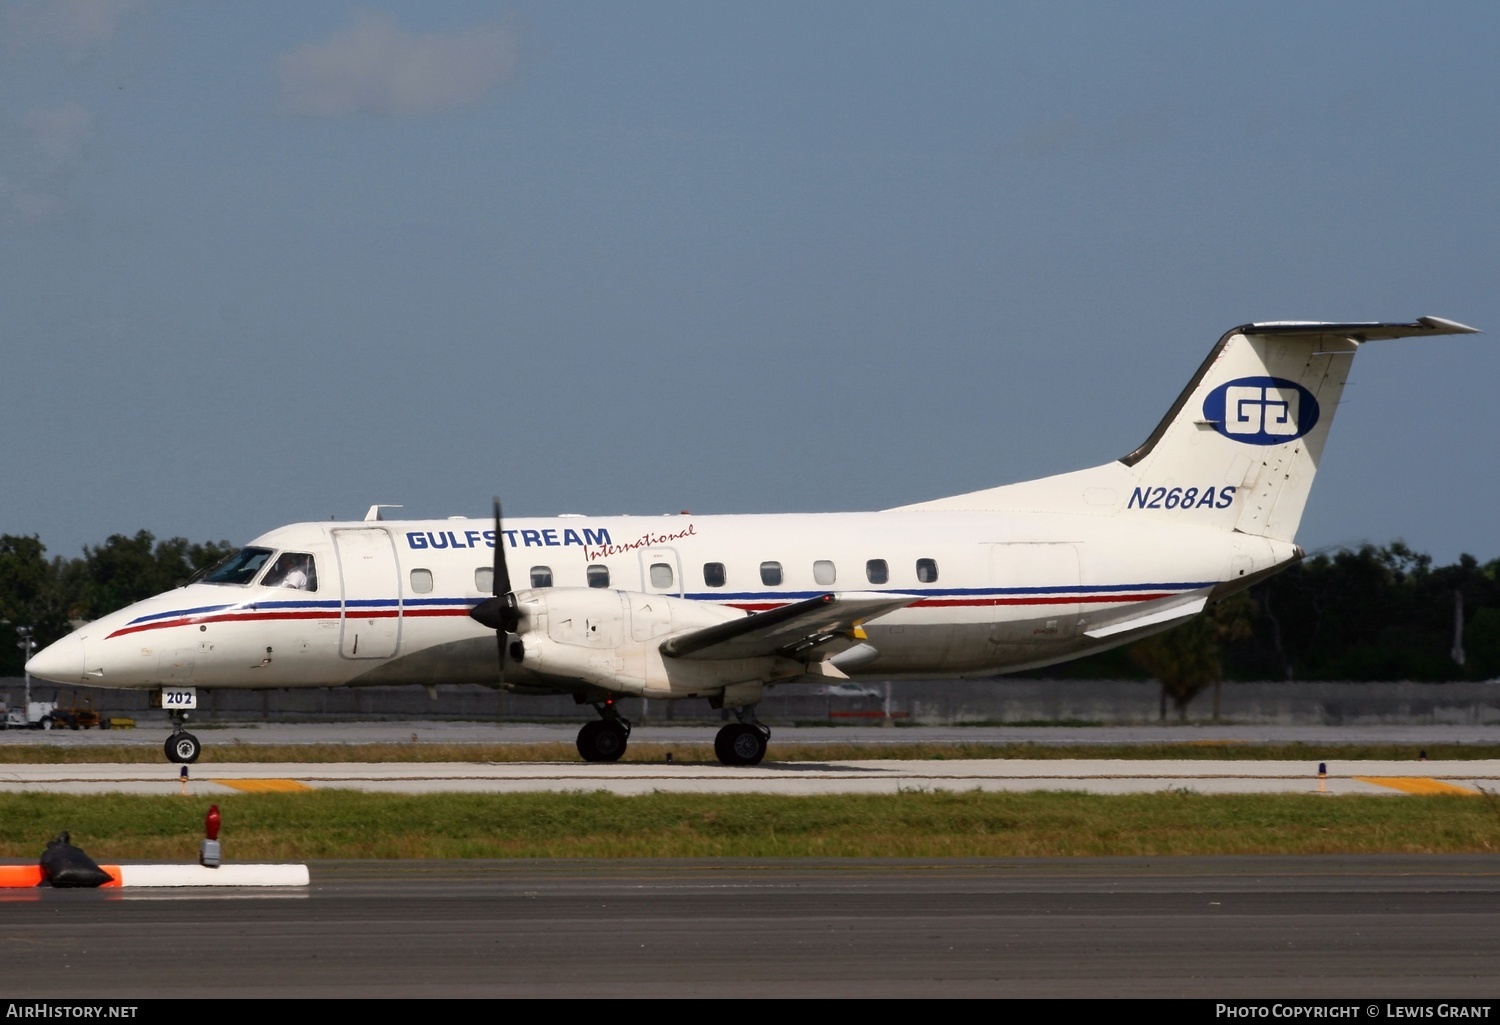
left=900, top=318, right=1478, bottom=543
left=1121, top=318, right=1477, bottom=541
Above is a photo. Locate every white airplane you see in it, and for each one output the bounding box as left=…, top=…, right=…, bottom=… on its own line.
left=26, top=317, right=1479, bottom=765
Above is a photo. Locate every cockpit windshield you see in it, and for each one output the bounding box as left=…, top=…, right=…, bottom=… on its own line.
left=200, top=547, right=274, bottom=585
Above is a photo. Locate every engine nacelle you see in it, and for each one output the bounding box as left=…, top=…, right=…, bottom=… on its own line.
left=514, top=588, right=806, bottom=698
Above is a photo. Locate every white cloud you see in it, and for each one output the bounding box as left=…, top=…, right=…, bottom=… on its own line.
left=277, top=13, right=520, bottom=118
left=4, top=0, right=142, bottom=59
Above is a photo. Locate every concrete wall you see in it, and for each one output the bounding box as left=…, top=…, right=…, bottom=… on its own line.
left=6, top=677, right=1499, bottom=726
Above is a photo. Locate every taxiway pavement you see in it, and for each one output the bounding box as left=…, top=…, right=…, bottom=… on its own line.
left=2, top=757, right=1497, bottom=795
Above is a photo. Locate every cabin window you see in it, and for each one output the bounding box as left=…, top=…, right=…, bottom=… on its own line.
left=760, top=561, right=783, bottom=586
left=813, top=560, right=836, bottom=585
left=202, top=547, right=273, bottom=586
left=703, top=562, right=726, bottom=588
left=587, top=565, right=611, bottom=588
left=649, top=563, right=674, bottom=589
left=475, top=567, right=494, bottom=593
left=866, top=559, right=889, bottom=585
left=916, top=558, right=939, bottom=583
left=261, top=552, right=318, bottom=591
left=409, top=569, right=433, bottom=594
left=530, top=566, right=553, bottom=588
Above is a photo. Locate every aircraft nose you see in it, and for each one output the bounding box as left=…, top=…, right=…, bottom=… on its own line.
left=25, top=633, right=85, bottom=685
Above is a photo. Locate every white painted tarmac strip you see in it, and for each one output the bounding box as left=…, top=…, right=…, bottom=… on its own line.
left=1, top=759, right=1497, bottom=795
left=115, top=864, right=309, bottom=887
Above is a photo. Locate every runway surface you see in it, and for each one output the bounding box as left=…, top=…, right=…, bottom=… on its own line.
left=3, top=719, right=1498, bottom=748
left=3, top=757, right=1499, bottom=795
left=3, top=857, right=1499, bottom=998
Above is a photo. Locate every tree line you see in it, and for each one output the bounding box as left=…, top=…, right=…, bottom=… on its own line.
left=2, top=532, right=1497, bottom=700
left=0, top=532, right=234, bottom=675
left=1044, top=542, right=1500, bottom=716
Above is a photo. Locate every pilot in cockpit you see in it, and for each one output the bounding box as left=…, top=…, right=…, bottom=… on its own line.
left=262, top=552, right=317, bottom=591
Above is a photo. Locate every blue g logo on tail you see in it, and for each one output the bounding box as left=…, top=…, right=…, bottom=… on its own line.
left=1203, top=377, right=1319, bottom=445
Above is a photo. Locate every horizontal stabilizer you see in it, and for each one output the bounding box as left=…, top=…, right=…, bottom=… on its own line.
left=1083, top=588, right=1211, bottom=640
left=661, top=592, right=918, bottom=661
left=1239, top=317, right=1478, bottom=341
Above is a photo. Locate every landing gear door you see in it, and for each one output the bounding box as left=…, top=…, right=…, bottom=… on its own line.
left=333, top=528, right=402, bottom=659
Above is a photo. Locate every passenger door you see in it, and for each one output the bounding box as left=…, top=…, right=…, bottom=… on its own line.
left=333, top=528, right=402, bottom=658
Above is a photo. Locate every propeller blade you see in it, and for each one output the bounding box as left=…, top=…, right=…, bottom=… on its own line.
left=466, top=497, right=522, bottom=685
left=493, top=497, right=512, bottom=598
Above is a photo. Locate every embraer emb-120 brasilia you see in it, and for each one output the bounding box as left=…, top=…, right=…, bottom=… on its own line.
left=27, top=317, right=1479, bottom=765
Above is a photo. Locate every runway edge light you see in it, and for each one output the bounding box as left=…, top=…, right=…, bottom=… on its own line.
left=201, top=804, right=221, bottom=868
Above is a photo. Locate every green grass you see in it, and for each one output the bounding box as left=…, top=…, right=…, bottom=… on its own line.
left=1, top=740, right=1498, bottom=763
left=2, top=790, right=1498, bottom=859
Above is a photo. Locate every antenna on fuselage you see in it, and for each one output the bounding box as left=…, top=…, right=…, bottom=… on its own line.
left=364, top=505, right=403, bottom=522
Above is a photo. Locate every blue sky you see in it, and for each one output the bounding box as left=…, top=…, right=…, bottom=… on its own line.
left=2, top=1, right=1496, bottom=564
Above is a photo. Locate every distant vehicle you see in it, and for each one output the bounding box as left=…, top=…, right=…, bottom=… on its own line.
left=1, top=693, right=106, bottom=730
left=2, top=700, right=60, bottom=730
left=813, top=683, right=884, bottom=699
left=51, top=699, right=105, bottom=730
left=24, top=317, right=1481, bottom=766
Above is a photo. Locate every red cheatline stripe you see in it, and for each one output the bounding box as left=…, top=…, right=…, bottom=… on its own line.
left=730, top=593, right=1173, bottom=613
left=106, top=606, right=477, bottom=639
left=107, top=590, right=1181, bottom=638
left=916, top=593, right=1173, bottom=608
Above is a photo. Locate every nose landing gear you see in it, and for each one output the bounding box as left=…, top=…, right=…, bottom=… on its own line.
left=164, top=711, right=201, bottom=764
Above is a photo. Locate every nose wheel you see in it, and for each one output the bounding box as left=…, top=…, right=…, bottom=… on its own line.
left=165, top=732, right=201, bottom=764
left=164, top=711, right=201, bottom=764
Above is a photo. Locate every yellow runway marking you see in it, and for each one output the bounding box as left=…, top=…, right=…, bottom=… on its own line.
left=1352, top=776, right=1478, bottom=796
left=210, top=778, right=313, bottom=793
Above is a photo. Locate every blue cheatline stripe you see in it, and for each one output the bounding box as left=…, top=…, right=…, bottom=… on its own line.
left=248, top=599, right=342, bottom=610
left=127, top=603, right=235, bottom=625
left=681, top=581, right=1215, bottom=602
left=128, top=579, right=1216, bottom=626
left=343, top=597, right=483, bottom=610
left=127, top=597, right=480, bottom=625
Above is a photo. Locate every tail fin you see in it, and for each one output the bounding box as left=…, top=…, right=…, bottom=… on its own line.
left=901, top=317, right=1478, bottom=542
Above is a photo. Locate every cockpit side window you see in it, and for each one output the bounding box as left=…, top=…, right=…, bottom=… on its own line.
left=202, top=547, right=274, bottom=586
left=262, top=552, right=318, bottom=591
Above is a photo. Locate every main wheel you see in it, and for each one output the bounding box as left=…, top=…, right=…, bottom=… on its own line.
left=39, top=716, right=54, bottom=731
left=165, top=732, right=201, bottom=764
left=576, top=720, right=627, bottom=763
left=714, top=723, right=767, bottom=766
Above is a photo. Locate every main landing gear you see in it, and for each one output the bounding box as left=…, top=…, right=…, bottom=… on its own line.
left=164, top=711, right=201, bottom=764
left=570, top=698, right=769, bottom=766
left=576, top=700, right=631, bottom=762
left=714, top=706, right=769, bottom=767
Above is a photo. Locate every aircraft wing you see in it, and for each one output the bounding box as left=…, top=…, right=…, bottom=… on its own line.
left=661, top=592, right=918, bottom=661
left=1082, top=587, right=1213, bottom=640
